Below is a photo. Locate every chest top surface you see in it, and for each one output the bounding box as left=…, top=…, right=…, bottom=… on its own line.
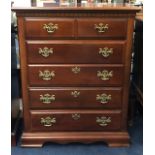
left=12, top=2, right=141, bottom=14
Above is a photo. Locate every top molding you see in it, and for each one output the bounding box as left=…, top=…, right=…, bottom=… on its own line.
left=12, top=4, right=141, bottom=12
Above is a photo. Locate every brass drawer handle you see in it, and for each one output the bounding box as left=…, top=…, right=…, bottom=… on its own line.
left=38, top=47, right=53, bottom=58
left=97, top=70, right=113, bottom=81
left=72, top=66, right=80, bottom=74
left=71, top=91, right=80, bottom=98
left=72, top=113, right=80, bottom=120
left=94, top=23, right=108, bottom=33
left=43, top=23, right=58, bottom=33
left=39, top=70, right=55, bottom=81
left=40, top=94, right=55, bottom=104
left=99, top=47, right=113, bottom=58
left=96, top=93, right=111, bottom=104
left=40, top=116, right=56, bottom=127
left=96, top=116, right=111, bottom=127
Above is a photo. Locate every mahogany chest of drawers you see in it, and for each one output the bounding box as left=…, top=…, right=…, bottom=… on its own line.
left=12, top=4, right=140, bottom=147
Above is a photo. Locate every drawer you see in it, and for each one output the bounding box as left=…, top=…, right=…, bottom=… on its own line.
left=29, top=87, right=122, bottom=109
left=24, top=18, right=75, bottom=38
left=27, top=40, right=125, bottom=64
left=30, top=110, right=122, bottom=131
left=28, top=65, right=124, bottom=86
left=77, top=18, right=127, bottom=38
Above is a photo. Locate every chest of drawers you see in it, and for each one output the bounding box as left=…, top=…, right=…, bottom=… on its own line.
left=12, top=4, right=140, bottom=147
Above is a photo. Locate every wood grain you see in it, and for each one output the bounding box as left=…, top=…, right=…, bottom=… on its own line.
left=27, top=40, right=126, bottom=64
left=25, top=18, right=75, bottom=39
left=77, top=18, right=127, bottom=39
left=29, top=87, right=123, bottom=109
left=30, top=110, right=122, bottom=131
left=21, top=131, right=130, bottom=147
left=28, top=64, right=124, bottom=86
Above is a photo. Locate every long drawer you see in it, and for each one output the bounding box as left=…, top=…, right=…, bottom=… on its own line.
left=24, top=18, right=75, bottom=38
left=77, top=18, right=127, bottom=38
left=26, top=40, right=125, bottom=64
left=30, top=110, right=122, bottom=131
left=29, top=87, right=122, bottom=109
left=28, top=65, right=124, bottom=86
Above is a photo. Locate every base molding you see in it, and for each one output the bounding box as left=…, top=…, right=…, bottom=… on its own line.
left=21, top=131, right=130, bottom=147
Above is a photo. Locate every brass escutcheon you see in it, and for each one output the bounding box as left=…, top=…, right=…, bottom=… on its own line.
left=94, top=23, right=109, bottom=33
left=40, top=116, right=56, bottom=127
left=96, top=116, right=111, bottom=127
left=97, top=70, right=113, bottom=81
left=96, top=93, right=111, bottom=104
left=40, top=94, right=55, bottom=104
left=39, top=70, right=55, bottom=81
left=71, top=91, right=80, bottom=98
left=43, top=23, right=58, bottom=33
left=71, top=66, right=80, bottom=74
left=99, top=47, right=113, bottom=58
left=38, top=47, right=53, bottom=58
left=72, top=113, right=80, bottom=120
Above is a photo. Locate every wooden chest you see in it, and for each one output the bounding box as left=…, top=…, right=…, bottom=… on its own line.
left=12, top=4, right=140, bottom=147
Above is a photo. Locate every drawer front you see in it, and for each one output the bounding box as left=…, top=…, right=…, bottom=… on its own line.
left=30, top=110, right=122, bottom=131
left=27, top=40, right=125, bottom=64
left=25, top=18, right=75, bottom=38
left=28, top=65, right=124, bottom=86
left=29, top=87, right=122, bottom=109
left=77, top=19, right=127, bottom=38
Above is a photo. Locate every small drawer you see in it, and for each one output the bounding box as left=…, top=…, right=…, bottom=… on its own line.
left=29, top=87, right=122, bottom=109
left=24, top=18, right=75, bottom=38
left=77, top=18, right=127, bottom=38
left=26, top=40, right=125, bottom=64
left=28, top=64, right=124, bottom=87
left=30, top=110, right=122, bottom=131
